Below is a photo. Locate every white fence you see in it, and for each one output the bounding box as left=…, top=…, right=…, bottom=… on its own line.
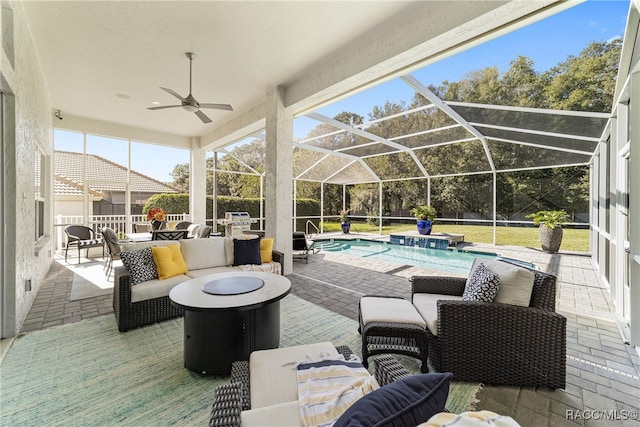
left=54, top=213, right=190, bottom=250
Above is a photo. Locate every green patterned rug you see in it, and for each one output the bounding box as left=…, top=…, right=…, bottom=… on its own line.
left=0, top=294, right=480, bottom=426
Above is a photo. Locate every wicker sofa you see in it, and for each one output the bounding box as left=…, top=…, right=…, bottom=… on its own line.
left=113, top=237, right=284, bottom=332
left=410, top=258, right=566, bottom=389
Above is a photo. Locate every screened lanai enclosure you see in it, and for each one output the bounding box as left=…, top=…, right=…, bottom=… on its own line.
left=211, top=72, right=609, bottom=242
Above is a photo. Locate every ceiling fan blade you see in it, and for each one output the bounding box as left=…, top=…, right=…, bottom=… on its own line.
left=199, top=103, right=234, bottom=111
left=147, top=105, right=183, bottom=110
left=160, top=87, right=187, bottom=102
left=195, top=109, right=212, bottom=123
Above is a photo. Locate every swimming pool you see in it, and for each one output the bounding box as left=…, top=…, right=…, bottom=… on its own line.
left=315, top=239, right=497, bottom=276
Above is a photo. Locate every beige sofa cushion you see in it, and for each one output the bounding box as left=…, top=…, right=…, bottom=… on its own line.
left=130, top=274, right=191, bottom=303
left=412, top=293, right=464, bottom=336
left=185, top=266, right=240, bottom=278
left=250, top=342, right=338, bottom=409
left=360, top=296, right=426, bottom=329
left=180, top=237, right=227, bottom=270
left=467, top=259, right=535, bottom=307
left=240, top=401, right=300, bottom=427
left=121, top=240, right=176, bottom=252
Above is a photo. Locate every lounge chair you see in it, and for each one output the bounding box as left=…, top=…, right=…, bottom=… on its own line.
left=292, top=231, right=314, bottom=263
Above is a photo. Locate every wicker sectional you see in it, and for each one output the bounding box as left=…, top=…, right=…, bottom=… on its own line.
left=113, top=238, right=284, bottom=332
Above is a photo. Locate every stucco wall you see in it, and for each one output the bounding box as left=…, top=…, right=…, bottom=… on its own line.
left=2, top=2, right=54, bottom=336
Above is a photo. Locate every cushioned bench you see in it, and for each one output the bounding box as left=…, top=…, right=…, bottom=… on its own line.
left=358, top=295, right=429, bottom=372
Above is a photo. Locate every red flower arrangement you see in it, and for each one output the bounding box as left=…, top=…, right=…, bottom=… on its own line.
left=147, top=207, right=166, bottom=222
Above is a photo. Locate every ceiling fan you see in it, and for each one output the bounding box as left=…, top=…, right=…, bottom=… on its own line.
left=148, top=52, right=233, bottom=124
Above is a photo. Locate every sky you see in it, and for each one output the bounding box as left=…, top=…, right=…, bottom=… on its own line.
left=55, top=0, right=630, bottom=182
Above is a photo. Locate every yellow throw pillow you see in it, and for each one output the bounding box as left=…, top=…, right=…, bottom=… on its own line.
left=260, top=238, right=274, bottom=263
left=151, top=244, right=188, bottom=280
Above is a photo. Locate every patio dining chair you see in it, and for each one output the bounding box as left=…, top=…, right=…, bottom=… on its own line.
left=64, top=225, right=104, bottom=263
left=151, top=230, right=188, bottom=240
left=134, top=223, right=151, bottom=233
left=195, top=225, right=212, bottom=238
left=101, top=227, right=122, bottom=279
left=174, top=221, right=192, bottom=230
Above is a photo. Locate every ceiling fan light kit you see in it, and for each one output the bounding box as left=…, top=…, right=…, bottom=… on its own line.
left=148, top=52, right=233, bottom=123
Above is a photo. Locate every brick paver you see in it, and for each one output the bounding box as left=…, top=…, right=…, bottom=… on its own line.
left=9, top=239, right=640, bottom=426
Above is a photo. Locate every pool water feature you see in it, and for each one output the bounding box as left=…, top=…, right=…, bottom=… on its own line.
left=316, top=239, right=497, bottom=276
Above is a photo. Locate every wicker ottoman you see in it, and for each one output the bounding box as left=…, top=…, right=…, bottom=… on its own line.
left=358, top=295, right=429, bottom=373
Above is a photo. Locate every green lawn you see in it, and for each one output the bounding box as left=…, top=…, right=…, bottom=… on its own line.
left=320, top=222, right=590, bottom=253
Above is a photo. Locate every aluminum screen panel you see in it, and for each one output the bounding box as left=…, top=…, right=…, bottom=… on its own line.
left=415, top=141, right=492, bottom=176
left=478, top=127, right=598, bottom=153
left=489, top=141, right=592, bottom=170
left=363, top=152, right=424, bottom=180
left=450, top=104, right=608, bottom=138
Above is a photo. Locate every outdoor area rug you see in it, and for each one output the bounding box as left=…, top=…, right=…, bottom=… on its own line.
left=1, top=294, right=480, bottom=426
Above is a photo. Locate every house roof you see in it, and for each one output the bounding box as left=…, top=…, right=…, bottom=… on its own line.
left=54, top=151, right=180, bottom=196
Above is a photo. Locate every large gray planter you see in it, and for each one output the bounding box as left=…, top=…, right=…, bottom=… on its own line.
left=539, top=225, right=563, bottom=253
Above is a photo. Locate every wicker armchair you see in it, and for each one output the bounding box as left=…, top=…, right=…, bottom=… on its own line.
left=209, top=346, right=411, bottom=427
left=410, top=264, right=566, bottom=389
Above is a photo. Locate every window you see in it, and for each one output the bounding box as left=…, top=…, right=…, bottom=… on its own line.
left=34, top=150, right=45, bottom=241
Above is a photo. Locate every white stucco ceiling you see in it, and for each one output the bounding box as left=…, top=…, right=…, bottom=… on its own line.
left=20, top=1, right=568, bottom=148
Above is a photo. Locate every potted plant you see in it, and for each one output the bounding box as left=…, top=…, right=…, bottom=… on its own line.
left=410, top=205, right=436, bottom=235
left=340, top=209, right=350, bottom=234
left=525, top=209, right=569, bottom=253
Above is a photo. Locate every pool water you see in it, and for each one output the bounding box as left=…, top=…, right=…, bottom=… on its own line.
left=316, top=239, right=496, bottom=276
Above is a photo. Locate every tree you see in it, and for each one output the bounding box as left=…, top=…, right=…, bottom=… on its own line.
left=169, top=163, right=190, bottom=191
left=543, top=39, right=622, bottom=112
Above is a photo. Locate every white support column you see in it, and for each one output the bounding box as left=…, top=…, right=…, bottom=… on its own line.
left=598, top=141, right=608, bottom=278
left=265, top=87, right=293, bottom=274
left=493, top=171, right=497, bottom=245
left=320, top=183, right=325, bottom=233
left=379, top=182, right=383, bottom=235
left=293, top=179, right=297, bottom=231
left=259, top=175, right=264, bottom=230
left=190, top=141, right=207, bottom=224
left=213, top=152, right=218, bottom=224
left=629, top=68, right=640, bottom=348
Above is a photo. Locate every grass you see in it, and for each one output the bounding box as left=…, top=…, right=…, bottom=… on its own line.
left=321, top=222, right=590, bottom=253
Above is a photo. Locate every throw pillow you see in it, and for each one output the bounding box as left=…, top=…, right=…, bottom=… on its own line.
left=179, top=237, right=227, bottom=270
left=483, top=259, right=535, bottom=306
left=151, top=244, right=188, bottom=280
left=233, top=238, right=262, bottom=266
left=119, top=247, right=159, bottom=285
left=334, top=372, right=453, bottom=427
left=260, top=238, right=274, bottom=263
left=462, top=263, right=500, bottom=302
left=423, top=410, right=521, bottom=427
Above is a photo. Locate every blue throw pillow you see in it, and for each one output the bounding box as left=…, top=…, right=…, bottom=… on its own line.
left=334, top=372, right=453, bottom=427
left=232, top=238, right=262, bottom=266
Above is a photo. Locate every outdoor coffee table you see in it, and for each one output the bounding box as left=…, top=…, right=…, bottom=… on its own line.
left=169, top=271, right=291, bottom=375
